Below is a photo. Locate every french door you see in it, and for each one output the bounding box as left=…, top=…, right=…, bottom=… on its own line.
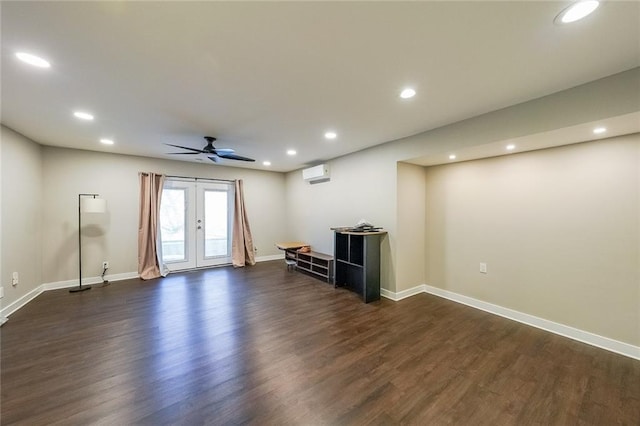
left=159, top=179, right=234, bottom=271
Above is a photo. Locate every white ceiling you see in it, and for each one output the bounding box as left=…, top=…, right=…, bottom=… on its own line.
left=2, top=1, right=639, bottom=172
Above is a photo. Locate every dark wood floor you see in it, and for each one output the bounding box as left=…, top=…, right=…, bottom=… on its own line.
left=1, top=261, right=638, bottom=425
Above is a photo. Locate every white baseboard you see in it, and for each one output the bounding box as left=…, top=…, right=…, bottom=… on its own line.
left=1, top=272, right=139, bottom=320
left=380, top=288, right=396, bottom=300
left=383, top=283, right=640, bottom=361
left=43, top=271, right=139, bottom=291
left=381, top=285, right=424, bottom=301
left=1, top=285, right=45, bottom=319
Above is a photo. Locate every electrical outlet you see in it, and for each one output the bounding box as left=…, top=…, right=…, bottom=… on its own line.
left=479, top=263, right=488, bottom=274
left=12, top=272, right=19, bottom=286
left=102, top=261, right=109, bottom=269
left=0, top=286, right=4, bottom=299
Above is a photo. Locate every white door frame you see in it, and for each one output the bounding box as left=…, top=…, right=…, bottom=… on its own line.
left=160, top=178, right=234, bottom=271
left=195, top=182, right=234, bottom=267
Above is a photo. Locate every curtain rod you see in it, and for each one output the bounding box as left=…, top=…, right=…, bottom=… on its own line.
left=165, top=175, right=236, bottom=183
left=138, top=172, right=236, bottom=183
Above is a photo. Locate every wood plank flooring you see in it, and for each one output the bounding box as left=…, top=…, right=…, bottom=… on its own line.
left=1, top=260, right=638, bottom=425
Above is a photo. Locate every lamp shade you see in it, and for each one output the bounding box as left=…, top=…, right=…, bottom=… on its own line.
left=81, top=197, right=107, bottom=213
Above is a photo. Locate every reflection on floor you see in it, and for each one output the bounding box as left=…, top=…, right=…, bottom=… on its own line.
left=2, top=261, right=638, bottom=424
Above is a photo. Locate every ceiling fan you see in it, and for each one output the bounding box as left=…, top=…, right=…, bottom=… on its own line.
left=166, top=136, right=255, bottom=162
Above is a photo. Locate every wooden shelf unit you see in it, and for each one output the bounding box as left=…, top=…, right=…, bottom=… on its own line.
left=296, top=251, right=334, bottom=283
left=333, top=230, right=386, bottom=303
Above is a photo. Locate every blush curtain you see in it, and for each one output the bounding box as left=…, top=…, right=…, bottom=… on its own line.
left=232, top=179, right=256, bottom=267
left=138, top=172, right=168, bottom=279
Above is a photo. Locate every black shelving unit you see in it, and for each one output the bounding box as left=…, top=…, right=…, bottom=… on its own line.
left=333, top=230, right=386, bottom=303
left=296, top=251, right=333, bottom=283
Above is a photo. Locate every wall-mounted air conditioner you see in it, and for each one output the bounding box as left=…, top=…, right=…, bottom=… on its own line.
left=302, top=164, right=330, bottom=183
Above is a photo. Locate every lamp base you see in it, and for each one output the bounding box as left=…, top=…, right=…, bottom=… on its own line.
left=69, top=285, right=91, bottom=293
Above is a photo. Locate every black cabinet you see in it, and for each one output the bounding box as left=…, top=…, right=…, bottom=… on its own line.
left=333, top=231, right=386, bottom=303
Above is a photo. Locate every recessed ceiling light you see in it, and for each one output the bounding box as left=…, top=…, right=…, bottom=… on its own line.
left=506, top=144, right=516, bottom=151
left=287, top=149, right=296, bottom=156
left=400, top=88, right=416, bottom=99
left=449, top=154, right=457, bottom=160
left=15, top=52, right=51, bottom=68
left=555, top=1, right=600, bottom=24
left=73, top=111, right=94, bottom=121
left=100, top=139, right=114, bottom=145
left=263, top=161, right=271, bottom=166
left=324, top=131, right=337, bottom=140
left=593, top=127, right=607, bottom=134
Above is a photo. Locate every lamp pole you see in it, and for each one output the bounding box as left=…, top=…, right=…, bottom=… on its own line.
left=70, top=193, right=101, bottom=293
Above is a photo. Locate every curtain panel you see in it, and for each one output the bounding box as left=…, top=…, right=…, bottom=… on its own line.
left=138, top=172, right=168, bottom=279
left=232, top=179, right=256, bottom=267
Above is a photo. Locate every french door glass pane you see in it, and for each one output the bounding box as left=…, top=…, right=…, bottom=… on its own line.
left=204, top=190, right=228, bottom=258
left=160, top=188, right=186, bottom=262
left=159, top=179, right=233, bottom=271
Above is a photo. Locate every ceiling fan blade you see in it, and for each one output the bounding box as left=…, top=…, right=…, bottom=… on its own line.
left=212, top=148, right=235, bottom=154
left=217, top=153, right=256, bottom=162
left=166, top=140, right=251, bottom=162
left=165, top=143, right=205, bottom=153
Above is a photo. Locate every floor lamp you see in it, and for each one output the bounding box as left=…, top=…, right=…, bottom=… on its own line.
left=71, top=193, right=107, bottom=293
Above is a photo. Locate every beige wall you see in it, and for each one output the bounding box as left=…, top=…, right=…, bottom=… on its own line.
left=1, top=127, right=43, bottom=310
left=424, top=134, right=639, bottom=345
left=285, top=146, right=396, bottom=290
left=2, top=68, right=639, bottom=346
left=285, top=68, right=640, bottom=294
left=0, top=127, right=2, bottom=318
left=1, top=127, right=287, bottom=312
left=40, top=146, right=287, bottom=283
left=396, top=162, right=426, bottom=290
